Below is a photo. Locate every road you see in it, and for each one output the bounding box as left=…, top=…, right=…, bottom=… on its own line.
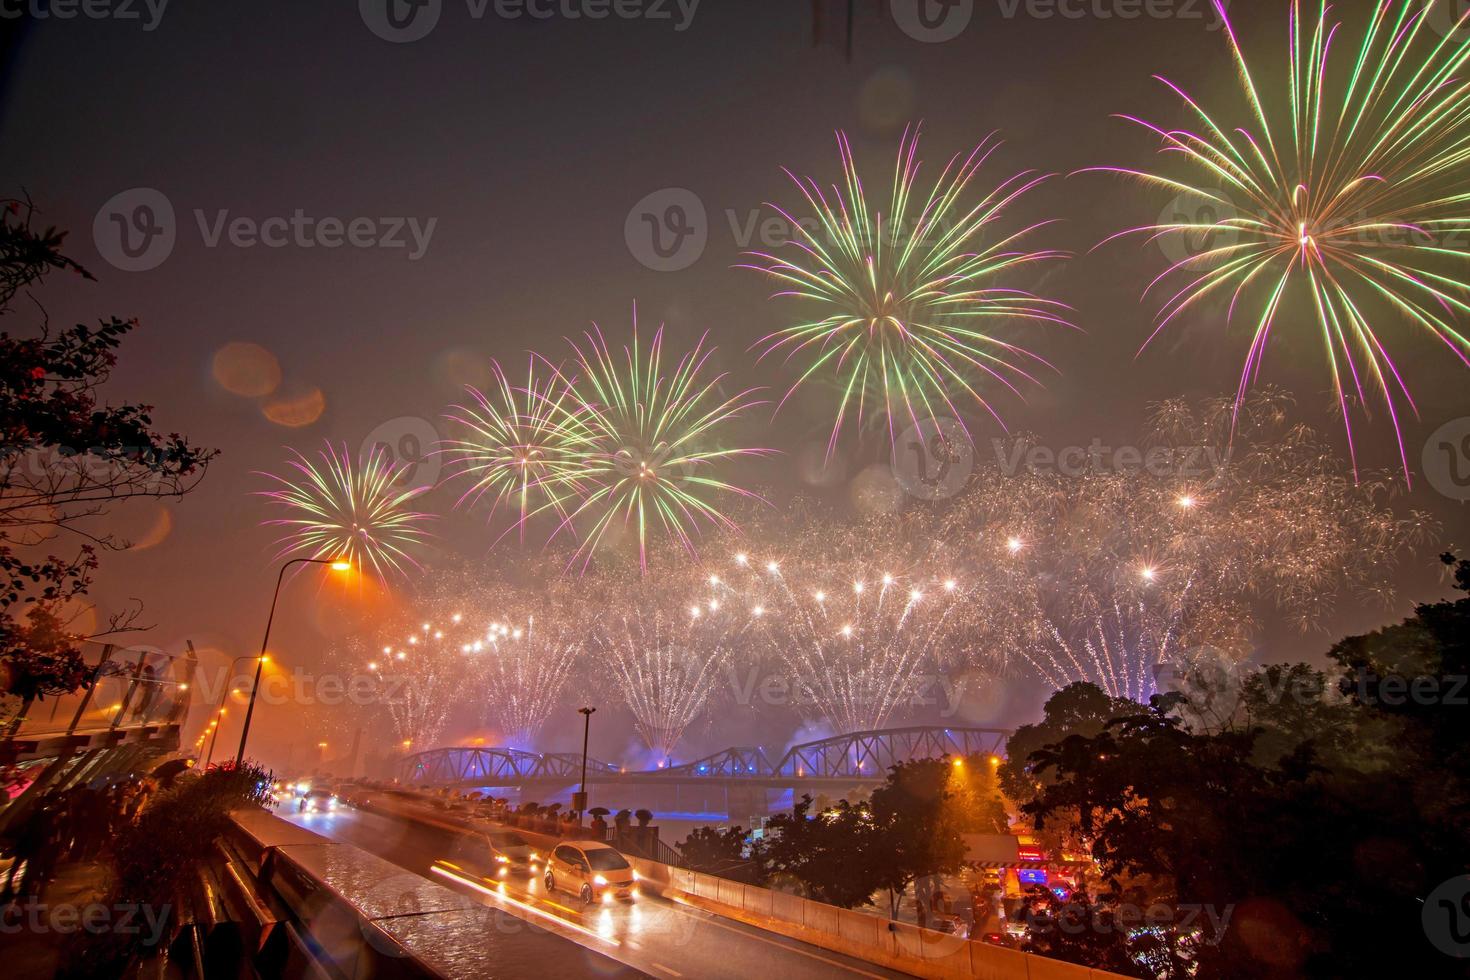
left=284, top=802, right=912, bottom=980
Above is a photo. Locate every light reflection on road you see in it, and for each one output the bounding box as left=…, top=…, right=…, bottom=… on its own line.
left=284, top=802, right=903, bottom=979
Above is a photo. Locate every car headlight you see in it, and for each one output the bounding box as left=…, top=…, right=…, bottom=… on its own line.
left=631, top=870, right=639, bottom=881
left=529, top=852, right=539, bottom=860
left=495, top=855, right=509, bottom=863
left=593, top=874, right=608, bottom=886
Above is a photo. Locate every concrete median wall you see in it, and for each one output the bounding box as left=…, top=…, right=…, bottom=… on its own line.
left=359, top=792, right=1126, bottom=980
left=641, top=860, right=1127, bottom=980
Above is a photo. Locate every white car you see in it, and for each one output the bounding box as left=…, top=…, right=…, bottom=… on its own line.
left=543, top=841, right=637, bottom=905
left=299, top=789, right=338, bottom=813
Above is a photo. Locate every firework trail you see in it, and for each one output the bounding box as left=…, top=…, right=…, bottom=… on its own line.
left=355, top=613, right=482, bottom=752
left=939, top=389, right=1433, bottom=700
left=257, top=441, right=433, bottom=580
left=672, top=508, right=985, bottom=733
left=341, top=563, right=586, bottom=750
left=583, top=543, right=765, bottom=761
left=1085, top=0, right=1470, bottom=479
left=470, top=579, right=586, bottom=748
left=740, top=125, right=1072, bottom=454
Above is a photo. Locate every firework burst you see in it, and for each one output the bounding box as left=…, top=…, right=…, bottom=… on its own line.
left=656, top=507, right=987, bottom=734
left=587, top=555, right=754, bottom=762
left=740, top=125, right=1072, bottom=453
left=471, top=580, right=586, bottom=748
left=442, top=357, right=593, bottom=543
left=1087, top=0, right=1470, bottom=478
left=356, top=614, right=481, bottom=752
left=549, top=307, right=771, bottom=572
left=257, top=442, right=433, bottom=580
left=939, top=389, right=1433, bottom=700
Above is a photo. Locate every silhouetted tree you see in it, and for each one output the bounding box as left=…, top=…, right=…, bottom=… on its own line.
left=1, top=199, right=215, bottom=714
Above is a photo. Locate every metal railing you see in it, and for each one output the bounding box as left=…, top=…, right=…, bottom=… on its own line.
left=2, top=642, right=197, bottom=740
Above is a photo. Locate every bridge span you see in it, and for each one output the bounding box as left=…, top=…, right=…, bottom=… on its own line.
left=396, top=725, right=1011, bottom=794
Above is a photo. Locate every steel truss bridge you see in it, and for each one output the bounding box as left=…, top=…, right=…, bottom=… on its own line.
left=396, top=726, right=1011, bottom=791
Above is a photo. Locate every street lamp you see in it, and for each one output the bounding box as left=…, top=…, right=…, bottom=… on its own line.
left=233, top=557, right=350, bottom=769
left=198, top=653, right=266, bottom=767
left=574, top=706, right=595, bottom=823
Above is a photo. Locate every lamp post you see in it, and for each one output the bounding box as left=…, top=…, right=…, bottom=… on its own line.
left=233, top=557, right=350, bottom=769
left=573, top=706, right=595, bottom=822
left=198, top=653, right=261, bottom=766
left=203, top=709, right=225, bottom=767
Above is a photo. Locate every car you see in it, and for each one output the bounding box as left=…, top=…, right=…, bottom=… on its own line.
left=449, top=830, right=541, bottom=877
left=299, top=789, right=338, bottom=813
left=930, top=913, right=970, bottom=938
left=543, top=841, right=638, bottom=905
left=486, top=831, right=539, bottom=869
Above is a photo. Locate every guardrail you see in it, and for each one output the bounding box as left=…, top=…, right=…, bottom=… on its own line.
left=3, top=642, right=195, bottom=742
left=222, top=808, right=637, bottom=979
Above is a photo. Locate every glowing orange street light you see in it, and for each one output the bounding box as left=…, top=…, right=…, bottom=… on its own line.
left=235, top=557, right=351, bottom=768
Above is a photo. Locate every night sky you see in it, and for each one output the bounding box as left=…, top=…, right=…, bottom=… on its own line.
left=2, top=1, right=1465, bottom=768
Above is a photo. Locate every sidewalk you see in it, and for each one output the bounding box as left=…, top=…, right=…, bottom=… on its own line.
left=2, top=858, right=114, bottom=975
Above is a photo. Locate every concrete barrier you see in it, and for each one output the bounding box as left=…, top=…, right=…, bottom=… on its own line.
left=225, top=811, right=636, bottom=979
left=350, top=789, right=1121, bottom=980
left=656, top=866, right=1120, bottom=980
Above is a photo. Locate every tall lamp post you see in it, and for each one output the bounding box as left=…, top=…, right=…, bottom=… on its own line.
left=573, top=706, right=595, bottom=823
left=234, top=556, right=350, bottom=769
left=198, top=654, right=262, bottom=766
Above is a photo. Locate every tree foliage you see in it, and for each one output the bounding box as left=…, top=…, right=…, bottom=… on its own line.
left=744, top=756, right=995, bottom=915
left=1013, top=555, right=1470, bottom=978
left=0, top=199, right=216, bottom=709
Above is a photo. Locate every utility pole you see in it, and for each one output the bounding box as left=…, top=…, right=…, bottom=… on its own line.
left=574, top=706, right=595, bottom=823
